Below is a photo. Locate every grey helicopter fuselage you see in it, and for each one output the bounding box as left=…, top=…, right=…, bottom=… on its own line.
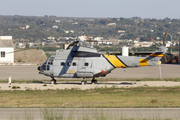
left=38, top=43, right=167, bottom=79
left=38, top=45, right=114, bottom=78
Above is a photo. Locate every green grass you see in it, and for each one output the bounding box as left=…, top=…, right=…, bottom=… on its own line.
left=1, top=86, right=180, bottom=108
left=12, top=86, right=21, bottom=89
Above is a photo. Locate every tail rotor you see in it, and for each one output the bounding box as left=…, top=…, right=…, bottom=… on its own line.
left=163, top=33, right=167, bottom=46
left=150, top=33, right=177, bottom=63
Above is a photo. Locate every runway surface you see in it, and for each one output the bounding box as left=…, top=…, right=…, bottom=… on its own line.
left=1, top=108, right=180, bottom=120
left=0, top=64, right=180, bottom=80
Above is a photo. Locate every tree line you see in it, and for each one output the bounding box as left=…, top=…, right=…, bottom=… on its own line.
left=0, top=15, right=180, bottom=42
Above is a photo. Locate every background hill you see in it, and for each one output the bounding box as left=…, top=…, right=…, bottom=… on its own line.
left=0, top=15, right=180, bottom=42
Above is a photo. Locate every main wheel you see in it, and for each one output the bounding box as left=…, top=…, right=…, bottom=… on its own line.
left=51, top=79, right=56, bottom=84
left=91, top=79, right=97, bottom=84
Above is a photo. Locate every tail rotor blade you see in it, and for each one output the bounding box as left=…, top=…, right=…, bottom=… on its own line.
left=150, top=39, right=160, bottom=47
left=164, top=54, right=168, bottom=63
left=163, top=33, right=167, bottom=46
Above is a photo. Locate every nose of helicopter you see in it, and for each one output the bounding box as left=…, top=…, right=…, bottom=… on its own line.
left=37, top=66, right=40, bottom=70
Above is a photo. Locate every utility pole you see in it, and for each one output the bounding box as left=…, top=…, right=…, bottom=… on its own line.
left=0, top=26, right=1, bottom=40
left=179, top=33, right=180, bottom=64
left=179, top=38, right=180, bottom=64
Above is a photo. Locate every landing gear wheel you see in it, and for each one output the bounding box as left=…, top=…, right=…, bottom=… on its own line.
left=81, top=78, right=87, bottom=85
left=91, top=79, right=97, bottom=84
left=81, top=80, right=87, bottom=85
left=51, top=79, right=56, bottom=84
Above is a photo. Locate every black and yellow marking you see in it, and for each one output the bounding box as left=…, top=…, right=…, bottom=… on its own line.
left=150, top=52, right=164, bottom=57
left=139, top=59, right=148, bottom=66
left=103, top=55, right=127, bottom=68
left=150, top=54, right=164, bottom=57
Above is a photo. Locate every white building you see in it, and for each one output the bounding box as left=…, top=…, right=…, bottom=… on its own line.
left=52, top=25, right=58, bottom=29
left=0, top=36, right=14, bottom=64
left=47, top=36, right=55, bottom=40
left=78, top=36, right=86, bottom=41
left=107, top=23, right=116, bottom=26
left=55, top=20, right=61, bottom=23
left=118, top=30, right=125, bottom=33
left=94, top=37, right=103, bottom=41
left=64, top=30, right=69, bottom=33
left=26, top=25, right=30, bottom=29
left=0, top=36, right=12, bottom=40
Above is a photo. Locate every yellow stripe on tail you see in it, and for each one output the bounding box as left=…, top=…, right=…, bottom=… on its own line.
left=149, top=54, right=164, bottom=57
left=104, top=55, right=126, bottom=68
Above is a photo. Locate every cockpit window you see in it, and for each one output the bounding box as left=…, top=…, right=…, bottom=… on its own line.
left=43, top=57, right=54, bottom=65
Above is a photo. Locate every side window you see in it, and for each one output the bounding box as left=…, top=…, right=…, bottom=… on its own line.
left=72, top=62, right=76, bottom=66
left=84, top=62, right=89, bottom=66
left=48, top=61, right=53, bottom=65
left=61, top=62, right=65, bottom=66
left=1, top=51, right=5, bottom=57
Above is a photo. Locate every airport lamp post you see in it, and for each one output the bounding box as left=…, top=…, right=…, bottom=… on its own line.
left=178, top=32, right=180, bottom=64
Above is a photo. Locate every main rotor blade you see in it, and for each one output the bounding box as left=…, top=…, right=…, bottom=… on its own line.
left=163, top=33, right=167, bottom=46
left=150, top=39, right=160, bottom=47
left=167, top=46, right=177, bottom=49
left=66, top=41, right=78, bottom=49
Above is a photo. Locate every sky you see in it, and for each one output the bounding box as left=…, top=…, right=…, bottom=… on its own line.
left=0, top=0, right=180, bottom=19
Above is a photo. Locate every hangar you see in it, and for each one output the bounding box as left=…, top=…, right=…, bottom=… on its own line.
left=0, top=36, right=14, bottom=64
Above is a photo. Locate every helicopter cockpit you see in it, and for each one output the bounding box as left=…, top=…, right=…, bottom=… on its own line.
left=38, top=55, right=54, bottom=71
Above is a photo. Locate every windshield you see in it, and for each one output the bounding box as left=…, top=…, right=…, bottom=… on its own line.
left=43, top=57, right=54, bottom=65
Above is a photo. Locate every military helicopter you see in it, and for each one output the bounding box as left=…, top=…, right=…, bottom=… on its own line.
left=37, top=33, right=176, bottom=85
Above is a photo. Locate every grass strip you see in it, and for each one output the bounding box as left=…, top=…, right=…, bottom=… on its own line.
left=1, top=86, right=180, bottom=108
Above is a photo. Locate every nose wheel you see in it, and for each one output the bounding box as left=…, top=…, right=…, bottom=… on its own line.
left=51, top=78, right=56, bottom=84
left=81, top=78, right=87, bottom=85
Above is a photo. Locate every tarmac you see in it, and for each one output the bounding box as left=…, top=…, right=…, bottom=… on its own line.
left=0, top=64, right=180, bottom=90
left=0, top=64, right=180, bottom=80
left=1, top=108, right=180, bottom=120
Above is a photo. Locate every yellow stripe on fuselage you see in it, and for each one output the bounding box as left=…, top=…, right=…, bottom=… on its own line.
left=104, top=55, right=126, bottom=68
left=150, top=54, right=164, bottom=57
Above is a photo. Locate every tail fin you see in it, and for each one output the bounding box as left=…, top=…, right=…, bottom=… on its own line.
left=143, top=34, right=169, bottom=65
left=145, top=46, right=168, bottom=65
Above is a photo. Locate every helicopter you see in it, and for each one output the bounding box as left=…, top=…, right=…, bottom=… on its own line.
left=37, top=33, right=176, bottom=85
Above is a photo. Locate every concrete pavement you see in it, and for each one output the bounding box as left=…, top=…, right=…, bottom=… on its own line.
left=0, top=64, right=180, bottom=80
left=1, top=108, right=180, bottom=120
